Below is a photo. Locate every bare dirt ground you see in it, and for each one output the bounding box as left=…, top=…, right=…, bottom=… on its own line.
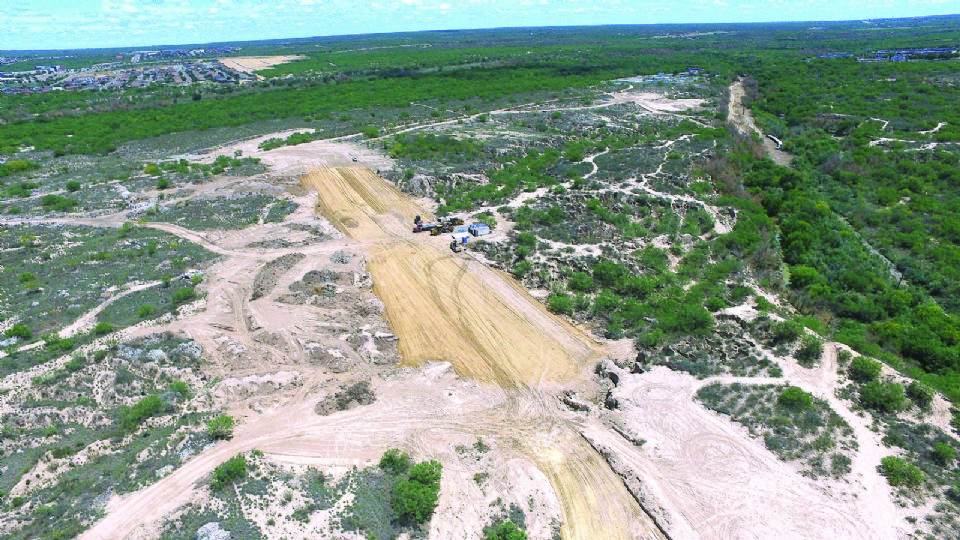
left=65, top=83, right=910, bottom=540
left=217, top=55, right=305, bottom=76
left=728, top=79, right=793, bottom=166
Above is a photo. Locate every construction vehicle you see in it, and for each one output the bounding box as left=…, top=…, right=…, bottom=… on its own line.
left=413, top=221, right=438, bottom=233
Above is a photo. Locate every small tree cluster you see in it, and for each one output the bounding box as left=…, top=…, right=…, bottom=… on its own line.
left=379, top=449, right=442, bottom=527
left=880, top=456, right=924, bottom=487
left=211, top=454, right=247, bottom=491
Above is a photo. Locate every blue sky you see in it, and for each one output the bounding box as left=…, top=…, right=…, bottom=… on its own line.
left=2, top=0, right=959, bottom=51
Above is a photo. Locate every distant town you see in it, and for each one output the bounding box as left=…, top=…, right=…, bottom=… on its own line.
left=0, top=47, right=252, bottom=95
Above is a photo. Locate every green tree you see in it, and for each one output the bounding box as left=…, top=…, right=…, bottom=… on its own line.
left=379, top=448, right=411, bottom=476
left=92, top=322, right=114, bottom=335
left=770, top=320, right=803, bottom=345
left=848, top=357, right=882, bottom=383
left=392, top=460, right=442, bottom=526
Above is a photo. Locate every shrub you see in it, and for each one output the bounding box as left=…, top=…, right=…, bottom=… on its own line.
left=770, top=320, right=803, bottom=344
left=169, top=381, right=189, bottom=397
left=777, top=386, right=813, bottom=411
left=362, top=126, right=380, bottom=138
left=392, top=460, right=442, bottom=526
left=156, top=178, right=171, bottom=190
left=932, top=442, right=956, bottom=466
left=137, top=304, right=157, bottom=318
left=5, top=323, right=32, bottom=339
left=880, top=456, right=924, bottom=487
left=119, top=395, right=163, bottom=431
left=568, top=272, right=594, bottom=293
left=92, top=322, right=114, bottom=335
left=848, top=357, right=882, bottom=383
left=144, top=164, right=162, bottom=176
left=484, top=520, right=528, bottom=540
left=171, top=286, right=196, bottom=304
left=859, top=381, right=907, bottom=414
left=65, top=180, right=81, bottom=192
left=379, top=448, right=411, bottom=476
left=795, top=334, right=824, bottom=364
left=704, top=297, right=726, bottom=312
left=516, top=232, right=537, bottom=247
left=206, top=414, right=235, bottom=440
left=547, top=293, right=573, bottom=315
left=211, top=454, right=247, bottom=491
left=512, top=260, right=531, bottom=279
left=905, top=381, right=934, bottom=410
left=39, top=194, right=78, bottom=211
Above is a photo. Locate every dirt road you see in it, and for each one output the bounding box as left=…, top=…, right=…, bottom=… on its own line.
left=728, top=79, right=792, bottom=166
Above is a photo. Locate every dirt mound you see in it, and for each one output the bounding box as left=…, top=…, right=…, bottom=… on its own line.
left=250, top=253, right=305, bottom=300
left=314, top=380, right=376, bottom=415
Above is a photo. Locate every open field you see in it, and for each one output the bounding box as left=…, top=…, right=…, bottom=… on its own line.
left=217, top=56, right=306, bottom=75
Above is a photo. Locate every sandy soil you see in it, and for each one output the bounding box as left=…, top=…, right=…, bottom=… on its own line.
left=218, top=55, right=305, bottom=76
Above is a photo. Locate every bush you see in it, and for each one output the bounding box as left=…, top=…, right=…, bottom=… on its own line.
left=206, top=414, right=235, bottom=440
left=568, top=272, right=594, bottom=293
left=547, top=293, right=573, bottom=315
left=795, top=334, right=824, bottom=364
left=379, top=448, right=411, bottom=476
left=880, top=456, right=924, bottom=487
left=144, top=164, right=162, bottom=176
left=770, top=320, right=803, bottom=344
left=169, top=381, right=189, bottom=397
left=932, top=442, right=956, bottom=466
left=484, top=520, right=528, bottom=540
left=859, top=381, right=907, bottom=414
left=137, top=304, right=157, bottom=318
left=156, top=178, right=171, bottom=190
left=5, top=323, right=32, bottom=339
left=92, top=322, right=114, bottom=335
left=848, top=357, right=882, bottom=383
left=392, top=460, right=442, bottom=526
left=704, top=297, right=726, bottom=312
left=777, top=386, right=813, bottom=411
left=65, top=180, right=81, bottom=192
left=171, top=286, right=196, bottom=304
left=905, top=381, right=934, bottom=410
left=211, top=454, right=247, bottom=491
left=119, top=395, right=163, bottom=431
